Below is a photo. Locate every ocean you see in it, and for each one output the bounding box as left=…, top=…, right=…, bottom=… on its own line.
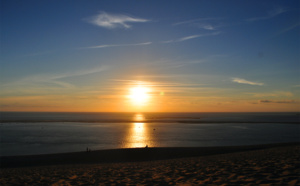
left=0, top=112, right=299, bottom=156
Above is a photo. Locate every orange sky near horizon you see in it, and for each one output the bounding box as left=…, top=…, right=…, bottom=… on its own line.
left=1, top=80, right=299, bottom=113
left=1, top=1, right=299, bottom=113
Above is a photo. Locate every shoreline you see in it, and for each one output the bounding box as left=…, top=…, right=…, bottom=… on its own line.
left=1, top=142, right=299, bottom=168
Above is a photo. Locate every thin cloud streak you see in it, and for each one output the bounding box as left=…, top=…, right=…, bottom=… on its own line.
left=50, top=66, right=109, bottom=80
left=110, top=79, right=212, bottom=94
left=111, top=79, right=206, bottom=88
left=173, top=17, right=227, bottom=32
left=273, top=22, right=300, bottom=37
left=163, top=32, right=221, bottom=43
left=179, top=35, right=205, bottom=41
left=85, top=12, right=150, bottom=29
left=3, top=66, right=108, bottom=89
left=247, top=7, right=287, bottom=22
left=130, top=57, right=206, bottom=70
left=173, top=17, right=223, bottom=26
left=248, top=91, right=293, bottom=98
left=259, top=100, right=297, bottom=104
left=232, top=78, right=264, bottom=86
left=87, top=42, right=152, bottom=49
left=198, top=24, right=215, bottom=30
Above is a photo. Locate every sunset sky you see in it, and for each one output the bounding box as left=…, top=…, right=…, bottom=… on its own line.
left=1, top=0, right=299, bottom=112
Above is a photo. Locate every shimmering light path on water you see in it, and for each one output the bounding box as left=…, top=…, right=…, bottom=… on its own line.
left=0, top=113, right=299, bottom=156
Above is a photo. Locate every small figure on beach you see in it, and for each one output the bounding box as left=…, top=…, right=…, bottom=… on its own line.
left=145, top=145, right=148, bottom=148
left=86, top=147, right=89, bottom=152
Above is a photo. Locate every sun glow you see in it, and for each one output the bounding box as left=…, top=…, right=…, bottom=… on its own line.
left=128, top=86, right=150, bottom=105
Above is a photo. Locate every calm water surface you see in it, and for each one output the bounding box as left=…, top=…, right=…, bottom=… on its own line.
left=0, top=112, right=299, bottom=156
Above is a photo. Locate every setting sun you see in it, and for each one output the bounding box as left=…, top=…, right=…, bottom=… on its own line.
left=128, top=86, right=150, bottom=105
left=1, top=1, right=300, bottom=184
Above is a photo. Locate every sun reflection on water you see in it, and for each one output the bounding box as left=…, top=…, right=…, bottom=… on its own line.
left=124, top=114, right=153, bottom=148
left=134, top=113, right=145, bottom=121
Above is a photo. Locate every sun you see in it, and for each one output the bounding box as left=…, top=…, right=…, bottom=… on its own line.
left=128, top=86, right=150, bottom=105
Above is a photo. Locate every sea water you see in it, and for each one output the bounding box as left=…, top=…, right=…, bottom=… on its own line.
left=0, top=112, right=299, bottom=156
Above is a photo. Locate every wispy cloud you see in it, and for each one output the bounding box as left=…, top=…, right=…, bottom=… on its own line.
left=273, top=22, right=300, bottom=37
left=232, top=78, right=264, bottom=86
left=249, top=91, right=293, bottom=98
left=85, top=11, right=150, bottom=29
left=247, top=6, right=288, bottom=22
left=86, top=42, right=152, bottom=49
left=159, top=59, right=205, bottom=69
left=197, top=24, right=216, bottom=30
left=49, top=66, right=109, bottom=80
left=131, top=55, right=225, bottom=70
left=84, top=32, right=220, bottom=49
left=110, top=79, right=209, bottom=94
left=179, top=35, right=205, bottom=42
left=163, top=32, right=221, bottom=43
left=259, top=99, right=297, bottom=104
left=3, top=66, right=108, bottom=89
left=173, top=17, right=225, bottom=31
left=173, top=17, right=223, bottom=26
left=126, top=57, right=206, bottom=69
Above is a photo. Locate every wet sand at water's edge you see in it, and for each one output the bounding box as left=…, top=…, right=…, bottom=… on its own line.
left=1, top=143, right=299, bottom=185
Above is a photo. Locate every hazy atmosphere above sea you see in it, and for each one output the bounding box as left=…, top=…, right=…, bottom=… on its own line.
left=0, top=0, right=299, bottom=112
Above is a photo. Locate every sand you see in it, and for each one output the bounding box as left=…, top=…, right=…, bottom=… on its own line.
left=1, top=143, right=299, bottom=185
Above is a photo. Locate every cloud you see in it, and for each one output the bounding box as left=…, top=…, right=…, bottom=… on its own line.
left=3, top=66, right=108, bottom=89
left=87, top=42, right=152, bottom=49
left=50, top=66, right=108, bottom=80
left=247, top=6, right=288, bottom=22
left=129, top=55, right=225, bottom=70
left=198, top=24, right=215, bottom=30
left=273, top=22, right=300, bottom=37
left=128, top=57, right=206, bottom=69
left=85, top=12, right=150, bottom=29
left=110, top=79, right=213, bottom=96
left=179, top=35, right=205, bottom=42
left=232, top=78, right=264, bottom=86
left=173, top=17, right=225, bottom=31
left=249, top=91, right=293, bottom=98
left=259, top=100, right=297, bottom=104
left=111, top=79, right=206, bottom=88
left=173, top=17, right=223, bottom=26
left=163, top=32, right=221, bottom=43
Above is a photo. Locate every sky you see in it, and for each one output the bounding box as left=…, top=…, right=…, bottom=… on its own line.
left=0, top=0, right=299, bottom=112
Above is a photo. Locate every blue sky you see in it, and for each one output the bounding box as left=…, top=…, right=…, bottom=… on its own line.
left=1, top=0, right=299, bottom=112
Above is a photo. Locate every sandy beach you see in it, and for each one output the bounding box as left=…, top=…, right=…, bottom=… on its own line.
left=1, top=143, right=299, bottom=185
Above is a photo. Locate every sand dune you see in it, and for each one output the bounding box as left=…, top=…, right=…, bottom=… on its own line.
left=1, top=143, right=299, bottom=185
